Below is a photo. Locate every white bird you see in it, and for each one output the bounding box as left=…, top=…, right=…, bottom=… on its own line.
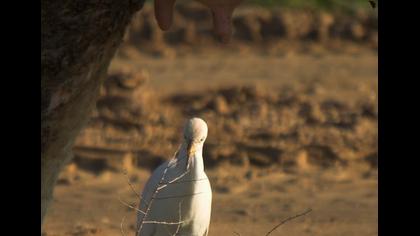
left=136, top=117, right=212, bottom=236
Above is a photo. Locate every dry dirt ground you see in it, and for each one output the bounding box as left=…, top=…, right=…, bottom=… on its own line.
left=43, top=44, right=377, bottom=236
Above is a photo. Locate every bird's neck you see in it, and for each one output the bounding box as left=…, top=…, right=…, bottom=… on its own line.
left=179, top=142, right=205, bottom=173
left=191, top=146, right=205, bottom=173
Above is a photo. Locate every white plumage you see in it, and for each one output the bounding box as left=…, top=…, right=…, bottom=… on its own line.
left=136, top=118, right=212, bottom=236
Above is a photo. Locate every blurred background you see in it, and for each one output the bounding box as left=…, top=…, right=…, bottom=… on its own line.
left=43, top=0, right=377, bottom=235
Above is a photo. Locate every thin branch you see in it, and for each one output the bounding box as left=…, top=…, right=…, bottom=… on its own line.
left=123, top=170, right=141, bottom=199
left=123, top=170, right=150, bottom=206
left=157, top=169, right=190, bottom=191
left=137, top=167, right=170, bottom=236
left=120, top=216, right=127, bottom=236
left=136, top=147, right=189, bottom=236
left=173, top=201, right=184, bottom=236
left=265, top=208, right=313, bottom=236
left=142, top=220, right=186, bottom=225
left=118, top=195, right=147, bottom=215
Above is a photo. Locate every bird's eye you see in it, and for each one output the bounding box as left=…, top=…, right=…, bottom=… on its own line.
left=200, top=137, right=205, bottom=142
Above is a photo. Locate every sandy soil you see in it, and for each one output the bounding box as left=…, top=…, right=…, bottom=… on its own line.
left=43, top=45, right=377, bottom=236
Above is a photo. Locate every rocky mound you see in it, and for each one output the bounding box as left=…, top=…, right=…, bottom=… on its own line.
left=72, top=70, right=377, bottom=174
left=123, top=2, right=377, bottom=52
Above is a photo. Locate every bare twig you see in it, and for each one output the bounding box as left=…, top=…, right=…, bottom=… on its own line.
left=265, top=208, right=313, bottom=236
left=118, top=195, right=146, bottom=215
left=141, top=200, right=184, bottom=236
left=157, top=169, right=190, bottom=191
left=142, top=220, right=186, bottom=225
left=123, top=169, right=151, bottom=207
left=119, top=147, right=189, bottom=236
left=120, top=216, right=127, bottom=236
left=137, top=147, right=189, bottom=236
left=137, top=167, right=170, bottom=235
left=173, top=201, right=184, bottom=236
left=123, top=170, right=141, bottom=199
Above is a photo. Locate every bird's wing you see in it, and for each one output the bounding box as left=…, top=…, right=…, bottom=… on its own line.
left=136, top=146, right=184, bottom=235
left=203, top=227, right=209, bottom=236
left=136, top=161, right=168, bottom=231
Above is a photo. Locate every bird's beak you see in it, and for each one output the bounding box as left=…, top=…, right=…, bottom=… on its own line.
left=186, top=139, right=195, bottom=169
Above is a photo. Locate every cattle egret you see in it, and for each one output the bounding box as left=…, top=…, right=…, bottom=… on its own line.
left=136, top=117, right=212, bottom=236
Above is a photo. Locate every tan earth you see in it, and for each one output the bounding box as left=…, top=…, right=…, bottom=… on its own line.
left=43, top=41, right=377, bottom=236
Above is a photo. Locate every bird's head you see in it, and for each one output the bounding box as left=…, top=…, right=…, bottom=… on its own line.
left=183, top=117, right=208, bottom=158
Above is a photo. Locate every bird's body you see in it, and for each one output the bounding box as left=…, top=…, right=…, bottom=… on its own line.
left=136, top=118, right=212, bottom=236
